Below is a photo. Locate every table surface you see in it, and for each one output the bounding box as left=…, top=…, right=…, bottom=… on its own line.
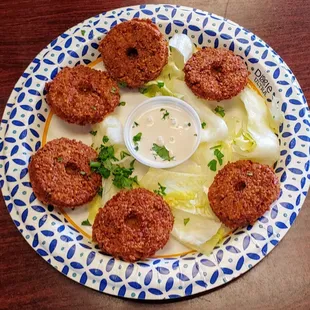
left=0, top=0, right=309, bottom=309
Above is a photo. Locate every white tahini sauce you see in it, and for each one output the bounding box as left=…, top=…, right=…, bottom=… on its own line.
left=130, top=105, right=198, bottom=163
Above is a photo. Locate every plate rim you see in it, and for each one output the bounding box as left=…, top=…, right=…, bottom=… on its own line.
left=0, top=3, right=309, bottom=300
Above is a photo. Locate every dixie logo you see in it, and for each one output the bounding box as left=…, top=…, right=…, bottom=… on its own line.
left=254, top=69, right=273, bottom=96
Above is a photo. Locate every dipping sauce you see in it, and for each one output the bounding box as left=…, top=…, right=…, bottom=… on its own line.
left=130, top=105, right=198, bottom=165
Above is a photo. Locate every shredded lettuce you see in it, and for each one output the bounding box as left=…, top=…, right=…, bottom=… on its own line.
left=91, top=116, right=123, bottom=149
left=247, top=83, right=283, bottom=133
left=233, top=130, right=257, bottom=152
left=139, top=53, right=184, bottom=99
left=235, top=87, right=280, bottom=166
left=173, top=80, right=229, bottom=144
left=87, top=174, right=122, bottom=224
left=179, top=224, right=231, bottom=256
left=169, top=33, right=196, bottom=69
left=167, top=159, right=203, bottom=174
left=266, top=96, right=284, bottom=133
left=140, top=168, right=215, bottom=216
left=171, top=208, right=221, bottom=246
left=101, top=176, right=120, bottom=205
left=87, top=189, right=103, bottom=224
left=160, top=59, right=184, bottom=81
left=141, top=80, right=184, bottom=99
left=190, top=142, right=232, bottom=182
left=138, top=34, right=195, bottom=99
left=140, top=167, right=230, bottom=255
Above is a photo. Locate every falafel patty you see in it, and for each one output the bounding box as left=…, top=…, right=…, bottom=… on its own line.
left=184, top=48, right=248, bottom=101
left=29, top=138, right=101, bottom=208
left=45, top=65, right=120, bottom=125
left=92, top=188, right=174, bottom=262
left=208, top=160, right=280, bottom=229
left=99, top=19, right=168, bottom=88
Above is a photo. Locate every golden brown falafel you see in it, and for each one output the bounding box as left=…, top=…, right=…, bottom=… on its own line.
left=184, top=48, right=248, bottom=101
left=208, top=160, right=280, bottom=229
left=29, top=138, right=101, bottom=208
left=45, top=65, right=120, bottom=125
left=99, top=19, right=168, bottom=88
left=92, top=188, right=174, bottom=262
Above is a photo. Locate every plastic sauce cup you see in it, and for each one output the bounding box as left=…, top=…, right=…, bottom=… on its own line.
left=123, top=96, right=201, bottom=169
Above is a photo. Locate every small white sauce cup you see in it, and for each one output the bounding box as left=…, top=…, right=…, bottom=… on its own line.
left=123, top=96, right=201, bottom=169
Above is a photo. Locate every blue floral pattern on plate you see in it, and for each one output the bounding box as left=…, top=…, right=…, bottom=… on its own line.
left=0, top=4, right=309, bottom=300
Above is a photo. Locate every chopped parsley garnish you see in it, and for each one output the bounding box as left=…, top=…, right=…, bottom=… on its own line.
left=152, top=143, right=174, bottom=161
left=89, top=162, right=102, bottom=169
left=91, top=106, right=96, bottom=110
left=102, top=135, right=109, bottom=144
left=97, top=165, right=111, bottom=178
left=168, top=73, right=171, bottom=80
left=161, top=109, right=170, bottom=120
left=133, top=132, right=142, bottom=145
left=194, top=134, right=197, bottom=137
left=81, top=219, right=91, bottom=226
left=201, top=121, right=207, bottom=129
left=132, top=121, right=139, bottom=128
left=81, top=30, right=86, bottom=36
left=112, top=167, right=138, bottom=189
left=154, top=183, right=167, bottom=196
left=120, top=151, right=131, bottom=160
left=157, top=81, right=165, bottom=88
left=139, top=87, right=148, bottom=94
left=207, top=147, right=224, bottom=171
left=210, top=144, right=222, bottom=150
left=184, top=218, right=190, bottom=226
left=129, top=159, right=136, bottom=169
left=129, top=159, right=136, bottom=168
left=207, top=159, right=217, bottom=171
left=214, top=149, right=224, bottom=165
left=57, top=157, right=63, bottom=162
left=134, top=146, right=139, bottom=151
left=214, top=106, right=225, bottom=117
left=111, top=87, right=117, bottom=94
left=118, top=81, right=127, bottom=88
left=119, top=101, right=126, bottom=106
left=98, top=186, right=103, bottom=197
left=188, top=122, right=191, bottom=127
left=89, top=130, right=97, bottom=136
left=247, top=171, right=253, bottom=176
left=90, top=136, right=138, bottom=189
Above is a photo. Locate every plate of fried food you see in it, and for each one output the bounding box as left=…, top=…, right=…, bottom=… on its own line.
left=1, top=4, right=309, bottom=300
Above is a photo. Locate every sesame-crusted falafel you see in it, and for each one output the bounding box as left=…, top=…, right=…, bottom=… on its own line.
left=92, top=188, right=174, bottom=262
left=208, top=160, right=280, bottom=229
left=99, top=19, right=168, bottom=88
left=184, top=48, right=248, bottom=101
left=45, top=65, right=120, bottom=125
left=29, top=138, right=101, bottom=208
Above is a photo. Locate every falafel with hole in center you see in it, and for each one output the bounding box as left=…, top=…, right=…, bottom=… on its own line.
left=99, top=19, right=169, bottom=88
left=208, top=160, right=280, bottom=229
left=29, top=138, right=101, bottom=208
left=92, top=188, right=174, bottom=262
left=45, top=65, right=120, bottom=125
left=184, top=47, right=248, bottom=101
